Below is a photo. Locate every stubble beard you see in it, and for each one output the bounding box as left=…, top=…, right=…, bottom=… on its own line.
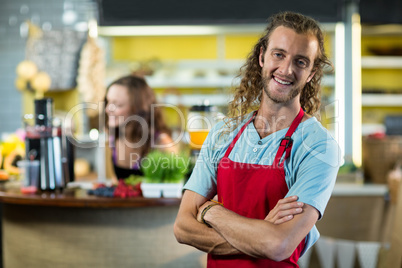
left=261, top=74, right=302, bottom=104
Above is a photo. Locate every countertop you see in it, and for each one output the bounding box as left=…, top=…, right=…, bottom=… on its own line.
left=0, top=183, right=181, bottom=208
left=0, top=178, right=388, bottom=208
left=332, top=183, right=388, bottom=196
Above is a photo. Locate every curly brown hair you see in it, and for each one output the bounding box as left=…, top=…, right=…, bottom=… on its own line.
left=105, top=75, right=171, bottom=156
left=227, top=11, right=333, bottom=128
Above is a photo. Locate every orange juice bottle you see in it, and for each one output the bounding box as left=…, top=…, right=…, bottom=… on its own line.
left=189, top=130, right=209, bottom=149
left=187, top=102, right=224, bottom=150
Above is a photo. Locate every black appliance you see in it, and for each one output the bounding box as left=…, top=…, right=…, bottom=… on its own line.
left=25, top=98, right=74, bottom=191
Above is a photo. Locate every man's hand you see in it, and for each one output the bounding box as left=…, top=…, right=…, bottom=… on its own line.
left=174, top=190, right=241, bottom=255
left=264, top=196, right=303, bottom=224
left=197, top=201, right=218, bottom=224
left=196, top=196, right=302, bottom=227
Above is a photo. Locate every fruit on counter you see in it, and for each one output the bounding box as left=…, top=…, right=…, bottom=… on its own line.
left=20, top=185, right=38, bottom=194
left=0, top=170, right=9, bottom=181
left=88, top=185, right=116, bottom=197
left=1, top=134, right=26, bottom=175
left=1, top=134, right=25, bottom=157
left=113, top=179, right=142, bottom=198
left=87, top=179, right=142, bottom=198
left=16, top=60, right=38, bottom=80
left=3, top=146, right=25, bottom=175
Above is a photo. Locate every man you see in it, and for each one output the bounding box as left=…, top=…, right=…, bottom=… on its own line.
left=174, top=11, right=340, bottom=267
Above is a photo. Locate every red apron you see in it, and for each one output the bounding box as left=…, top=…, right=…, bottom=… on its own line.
left=208, top=108, right=305, bottom=268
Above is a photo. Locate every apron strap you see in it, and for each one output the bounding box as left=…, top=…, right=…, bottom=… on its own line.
left=273, top=107, right=304, bottom=167
left=223, top=111, right=257, bottom=158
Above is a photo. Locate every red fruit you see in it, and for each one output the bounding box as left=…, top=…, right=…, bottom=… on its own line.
left=21, top=186, right=37, bottom=194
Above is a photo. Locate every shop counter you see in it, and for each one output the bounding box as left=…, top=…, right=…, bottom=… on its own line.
left=0, top=182, right=392, bottom=268
left=0, top=186, right=205, bottom=268
left=317, top=183, right=389, bottom=241
left=303, top=183, right=392, bottom=268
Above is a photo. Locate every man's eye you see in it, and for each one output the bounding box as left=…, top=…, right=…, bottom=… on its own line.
left=297, top=60, right=307, bottom=67
left=274, top=53, right=283, bottom=58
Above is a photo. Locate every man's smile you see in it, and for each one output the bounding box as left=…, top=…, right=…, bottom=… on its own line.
left=273, top=76, right=293, bottom=85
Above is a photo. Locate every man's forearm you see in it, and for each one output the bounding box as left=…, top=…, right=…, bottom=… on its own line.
left=203, top=205, right=282, bottom=259
left=174, top=211, right=241, bottom=255
left=203, top=203, right=318, bottom=261
left=174, top=190, right=241, bottom=255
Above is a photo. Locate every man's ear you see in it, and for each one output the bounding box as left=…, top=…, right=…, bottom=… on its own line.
left=307, top=70, right=316, bottom=83
left=259, top=47, right=264, bottom=67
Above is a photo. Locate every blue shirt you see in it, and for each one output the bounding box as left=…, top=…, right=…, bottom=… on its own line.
left=184, top=113, right=341, bottom=255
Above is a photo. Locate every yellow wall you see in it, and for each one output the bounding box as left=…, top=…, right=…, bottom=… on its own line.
left=112, top=34, right=264, bottom=61
left=362, top=69, right=402, bottom=90
left=22, top=89, right=83, bottom=134
left=22, top=89, right=79, bottom=114
left=113, top=36, right=219, bottom=60
left=112, top=33, right=333, bottom=61
left=361, top=36, right=402, bottom=56
left=363, top=107, right=402, bottom=124
left=361, top=35, right=402, bottom=91
left=224, top=35, right=260, bottom=59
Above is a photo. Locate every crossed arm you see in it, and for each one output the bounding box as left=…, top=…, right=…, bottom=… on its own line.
left=174, top=190, right=319, bottom=262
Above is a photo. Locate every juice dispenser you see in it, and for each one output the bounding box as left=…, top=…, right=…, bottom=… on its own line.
left=187, top=102, right=223, bottom=152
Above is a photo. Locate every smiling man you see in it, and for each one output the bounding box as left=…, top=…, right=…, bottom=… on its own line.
left=174, top=11, right=340, bottom=267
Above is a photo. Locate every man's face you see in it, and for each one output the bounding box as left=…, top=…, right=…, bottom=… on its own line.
left=259, top=26, right=319, bottom=105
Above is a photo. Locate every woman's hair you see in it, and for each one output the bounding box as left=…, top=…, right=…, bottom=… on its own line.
left=227, top=11, right=333, bottom=128
left=105, top=75, right=171, bottom=155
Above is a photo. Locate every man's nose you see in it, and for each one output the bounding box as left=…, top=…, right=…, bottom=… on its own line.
left=278, top=59, right=293, bottom=76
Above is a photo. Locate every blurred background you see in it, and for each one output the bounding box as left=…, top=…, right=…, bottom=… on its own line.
left=0, top=0, right=402, bottom=267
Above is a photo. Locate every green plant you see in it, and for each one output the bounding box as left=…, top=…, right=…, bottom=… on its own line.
left=124, top=175, right=143, bottom=186
left=141, top=151, right=190, bottom=183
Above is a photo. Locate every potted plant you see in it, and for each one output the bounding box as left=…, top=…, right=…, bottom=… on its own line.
left=140, top=151, right=190, bottom=198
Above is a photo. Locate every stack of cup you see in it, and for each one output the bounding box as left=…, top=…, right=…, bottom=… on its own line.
left=17, top=160, right=40, bottom=194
